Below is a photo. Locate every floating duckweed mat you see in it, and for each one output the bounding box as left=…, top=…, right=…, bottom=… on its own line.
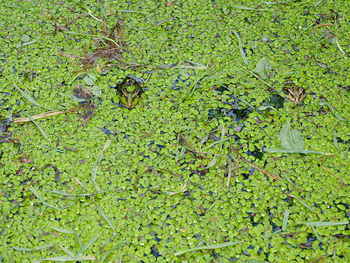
left=1, top=0, right=349, bottom=262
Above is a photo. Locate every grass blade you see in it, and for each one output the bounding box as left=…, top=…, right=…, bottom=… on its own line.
left=290, top=195, right=315, bottom=212
left=344, top=145, right=349, bottom=160
left=101, top=242, right=127, bottom=263
left=78, top=234, right=100, bottom=255
left=282, top=209, right=289, bottom=231
left=16, top=40, right=37, bottom=48
left=207, top=155, right=218, bottom=168
left=202, top=138, right=230, bottom=150
left=320, top=102, right=349, bottom=125
left=59, top=245, right=75, bottom=257
left=51, top=227, right=76, bottom=234
left=304, top=221, right=349, bottom=227
left=231, top=5, right=272, bottom=11
left=314, top=0, right=324, bottom=7
left=34, top=255, right=95, bottom=263
left=12, top=244, right=55, bottom=252
left=29, top=186, right=61, bottom=211
left=51, top=227, right=83, bottom=248
left=231, top=29, right=248, bottom=65
left=175, top=241, right=242, bottom=256
left=47, top=190, right=101, bottom=197
left=95, top=202, right=116, bottom=233
left=265, top=148, right=324, bottom=154
left=13, top=83, right=50, bottom=110
left=332, top=122, right=340, bottom=151
left=99, top=3, right=107, bottom=20
left=92, top=139, right=111, bottom=192
left=311, top=225, right=322, bottom=242
left=28, top=116, right=48, bottom=141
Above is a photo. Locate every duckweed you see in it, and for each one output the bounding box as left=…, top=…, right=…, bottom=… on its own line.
left=1, top=0, right=349, bottom=262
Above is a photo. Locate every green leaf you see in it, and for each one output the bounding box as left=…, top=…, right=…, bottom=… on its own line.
left=90, top=86, right=101, bottom=97
left=21, top=35, right=30, bottom=42
left=254, top=58, right=272, bottom=79
left=266, top=122, right=324, bottom=154
left=83, top=74, right=96, bottom=86
left=278, top=122, right=304, bottom=151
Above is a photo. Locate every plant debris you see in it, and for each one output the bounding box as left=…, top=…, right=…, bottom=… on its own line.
left=81, top=18, right=126, bottom=69
left=73, top=85, right=94, bottom=100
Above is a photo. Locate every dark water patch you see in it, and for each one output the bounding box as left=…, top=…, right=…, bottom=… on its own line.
left=246, top=147, right=264, bottom=160
left=0, top=118, right=12, bottom=144
left=268, top=93, right=285, bottom=109
left=171, top=75, right=190, bottom=91
left=100, top=126, right=114, bottom=135
left=208, top=107, right=251, bottom=122
left=0, top=99, right=9, bottom=107
left=151, top=246, right=162, bottom=258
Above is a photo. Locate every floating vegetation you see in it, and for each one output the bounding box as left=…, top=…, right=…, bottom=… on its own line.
left=2, top=1, right=349, bottom=262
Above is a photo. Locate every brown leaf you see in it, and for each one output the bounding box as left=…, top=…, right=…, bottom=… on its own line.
left=73, top=85, right=93, bottom=100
